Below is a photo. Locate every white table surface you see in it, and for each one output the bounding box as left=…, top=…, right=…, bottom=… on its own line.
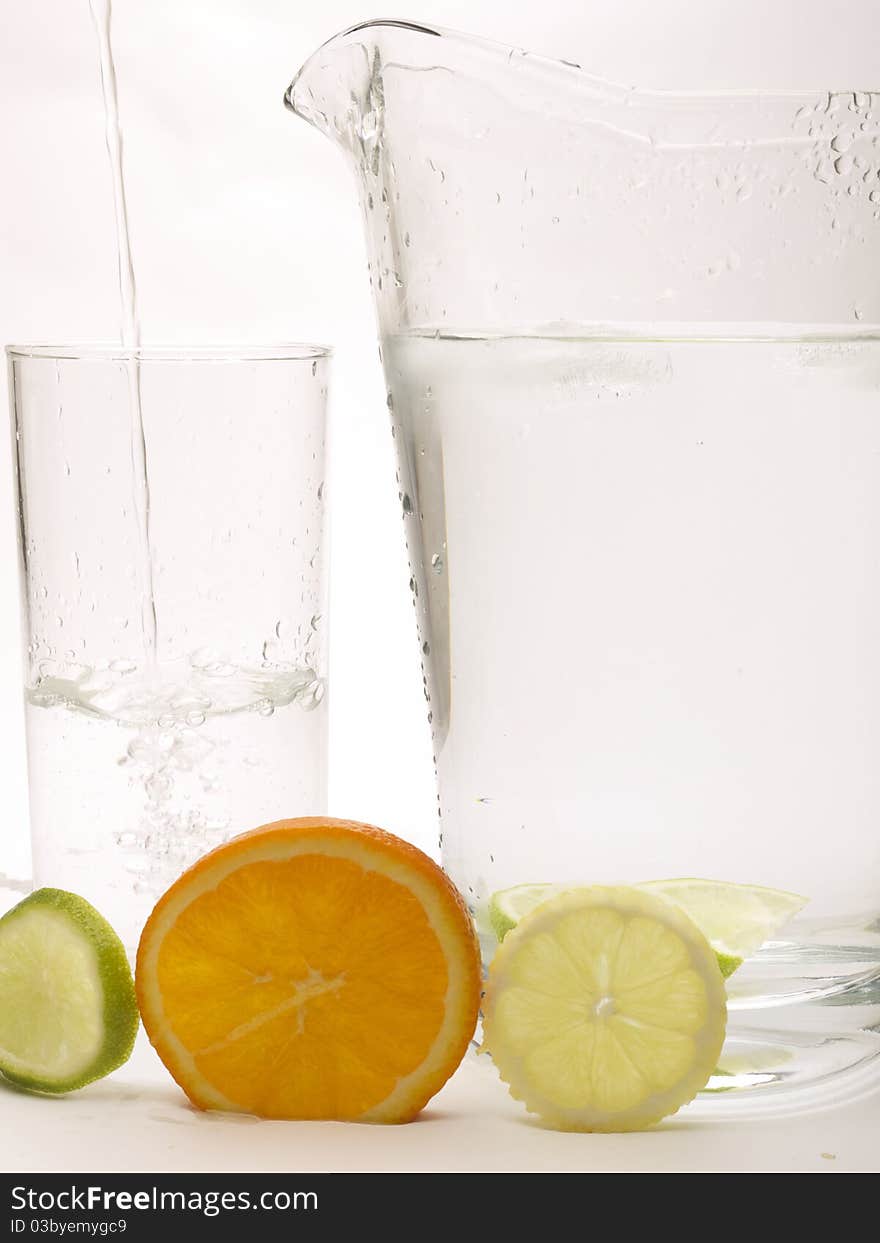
left=3, top=1035, right=878, bottom=1174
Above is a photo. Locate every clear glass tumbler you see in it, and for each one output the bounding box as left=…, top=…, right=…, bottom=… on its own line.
left=8, top=344, right=329, bottom=949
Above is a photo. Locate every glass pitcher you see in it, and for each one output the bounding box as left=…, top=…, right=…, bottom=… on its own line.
left=287, top=20, right=880, bottom=1107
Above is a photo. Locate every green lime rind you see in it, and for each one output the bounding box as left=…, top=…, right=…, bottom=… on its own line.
left=715, top=951, right=744, bottom=980
left=0, top=888, right=138, bottom=1095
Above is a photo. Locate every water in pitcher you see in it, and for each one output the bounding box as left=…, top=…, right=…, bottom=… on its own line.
left=386, top=329, right=880, bottom=982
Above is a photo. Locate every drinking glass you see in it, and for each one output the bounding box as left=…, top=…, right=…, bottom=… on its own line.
left=8, top=344, right=330, bottom=949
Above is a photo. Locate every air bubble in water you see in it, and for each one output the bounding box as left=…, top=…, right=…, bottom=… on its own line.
left=110, top=658, right=137, bottom=674
left=258, top=699, right=275, bottom=718
left=145, top=772, right=171, bottom=802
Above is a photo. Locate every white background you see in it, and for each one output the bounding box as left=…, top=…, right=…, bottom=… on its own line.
left=1, top=0, right=879, bottom=1175
left=1, top=0, right=879, bottom=882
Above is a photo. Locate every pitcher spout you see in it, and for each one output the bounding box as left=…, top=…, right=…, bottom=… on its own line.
left=285, top=20, right=442, bottom=152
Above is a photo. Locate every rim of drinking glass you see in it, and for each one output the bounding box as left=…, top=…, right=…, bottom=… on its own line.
left=5, top=342, right=333, bottom=362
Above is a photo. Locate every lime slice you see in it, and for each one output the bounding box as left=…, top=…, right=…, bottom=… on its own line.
left=639, top=879, right=807, bottom=974
left=0, top=888, right=138, bottom=1094
left=488, top=883, right=557, bottom=942
left=483, top=886, right=727, bottom=1131
left=488, top=878, right=807, bottom=978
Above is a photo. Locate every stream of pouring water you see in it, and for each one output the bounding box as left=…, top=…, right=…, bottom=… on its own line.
left=88, top=0, right=158, bottom=679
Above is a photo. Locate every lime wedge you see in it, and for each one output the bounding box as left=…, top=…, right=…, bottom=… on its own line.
left=639, top=879, right=807, bottom=975
left=488, top=883, right=558, bottom=942
left=0, top=888, right=138, bottom=1094
left=488, top=879, right=807, bottom=979
left=483, top=885, right=727, bottom=1130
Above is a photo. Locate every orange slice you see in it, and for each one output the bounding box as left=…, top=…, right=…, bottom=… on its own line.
left=136, top=817, right=481, bottom=1122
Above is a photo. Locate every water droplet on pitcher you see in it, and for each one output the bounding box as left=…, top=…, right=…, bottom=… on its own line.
left=834, top=154, right=854, bottom=175
left=186, top=710, right=206, bottom=727
left=310, top=613, right=322, bottom=631
left=430, top=553, right=444, bottom=573
left=402, top=493, right=413, bottom=515
left=300, top=679, right=325, bottom=710
left=404, top=231, right=411, bottom=247
left=110, top=658, right=137, bottom=675
left=422, top=640, right=430, bottom=656
left=258, top=699, right=275, bottom=718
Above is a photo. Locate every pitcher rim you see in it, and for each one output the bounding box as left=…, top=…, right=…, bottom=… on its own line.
left=295, top=18, right=880, bottom=99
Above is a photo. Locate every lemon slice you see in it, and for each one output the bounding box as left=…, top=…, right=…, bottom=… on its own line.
left=482, top=886, right=727, bottom=1131
left=0, top=888, right=138, bottom=1094
left=489, top=878, right=807, bottom=978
